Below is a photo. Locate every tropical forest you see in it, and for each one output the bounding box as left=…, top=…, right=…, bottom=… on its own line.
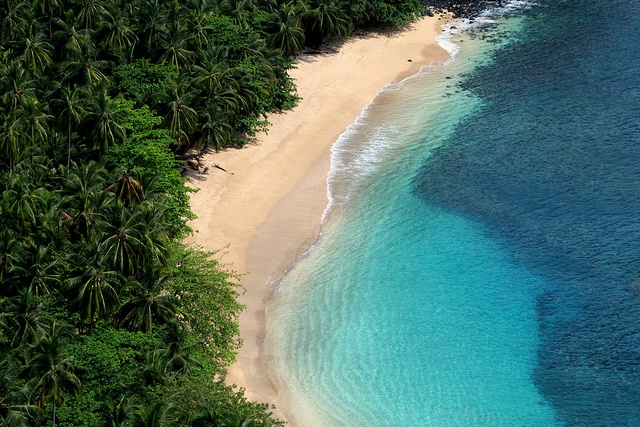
left=0, top=0, right=488, bottom=425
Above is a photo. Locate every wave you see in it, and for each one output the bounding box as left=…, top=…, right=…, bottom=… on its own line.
left=323, top=2, right=534, bottom=224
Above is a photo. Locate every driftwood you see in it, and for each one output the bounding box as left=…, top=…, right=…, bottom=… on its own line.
left=183, top=152, right=234, bottom=175
left=212, top=163, right=233, bottom=175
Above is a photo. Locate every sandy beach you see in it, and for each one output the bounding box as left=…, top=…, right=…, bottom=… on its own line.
left=185, top=15, right=450, bottom=423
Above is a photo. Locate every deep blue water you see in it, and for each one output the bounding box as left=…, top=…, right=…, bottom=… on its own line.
left=415, top=0, right=640, bottom=425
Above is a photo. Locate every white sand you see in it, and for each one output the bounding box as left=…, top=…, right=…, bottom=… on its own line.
left=185, top=15, right=450, bottom=423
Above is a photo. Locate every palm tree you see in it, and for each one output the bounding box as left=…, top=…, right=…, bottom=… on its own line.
left=160, top=78, right=197, bottom=145
left=0, top=59, right=36, bottom=112
left=61, top=161, right=109, bottom=239
left=22, top=242, right=62, bottom=297
left=75, top=0, right=106, bottom=31
left=66, top=255, right=122, bottom=328
left=135, top=0, right=165, bottom=53
left=0, top=113, right=28, bottom=170
left=267, top=3, right=306, bottom=55
left=26, top=330, right=81, bottom=427
left=1, top=171, right=40, bottom=227
left=33, top=0, right=63, bottom=38
left=7, top=288, right=45, bottom=347
left=192, top=49, right=232, bottom=100
left=128, top=400, right=174, bottom=427
left=84, top=88, right=125, bottom=154
left=196, top=108, right=232, bottom=152
left=310, top=0, right=351, bottom=39
left=98, top=395, right=136, bottom=427
left=115, top=274, right=177, bottom=333
left=53, top=85, right=86, bottom=168
left=61, top=159, right=107, bottom=201
left=0, top=0, right=30, bottom=42
left=95, top=202, right=145, bottom=275
left=0, top=355, right=41, bottom=427
left=52, top=11, right=85, bottom=57
left=191, top=409, right=254, bottom=427
left=105, top=170, right=143, bottom=207
left=19, top=97, right=52, bottom=146
left=61, top=34, right=111, bottom=85
left=20, top=22, right=54, bottom=74
left=0, top=229, right=24, bottom=286
left=183, top=10, right=212, bottom=52
left=99, top=3, right=138, bottom=59
left=153, top=319, right=202, bottom=376
left=218, top=0, right=257, bottom=29
left=137, top=202, right=174, bottom=265
left=157, top=21, right=195, bottom=70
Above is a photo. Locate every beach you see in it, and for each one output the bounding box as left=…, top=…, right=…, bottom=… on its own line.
left=185, top=15, right=450, bottom=422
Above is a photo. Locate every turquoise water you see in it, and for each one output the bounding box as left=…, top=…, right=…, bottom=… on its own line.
left=267, top=0, right=640, bottom=425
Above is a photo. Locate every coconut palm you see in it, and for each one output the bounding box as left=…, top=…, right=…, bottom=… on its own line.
left=1, top=171, right=41, bottom=227
left=115, top=274, right=177, bottom=333
left=135, top=0, right=165, bottom=53
left=137, top=202, right=174, bottom=265
left=61, top=34, right=111, bottom=85
left=0, top=356, right=41, bottom=427
left=52, top=11, right=85, bottom=57
left=98, top=395, right=136, bottom=427
left=128, top=400, right=174, bottom=427
left=19, top=97, right=52, bottom=146
left=53, top=85, right=86, bottom=168
left=183, top=10, right=212, bottom=52
left=310, top=0, right=351, bottom=39
left=20, top=22, right=54, bottom=74
left=66, top=255, right=122, bottom=327
left=33, top=0, right=63, bottom=38
left=0, top=229, right=24, bottom=286
left=105, top=170, right=143, bottom=207
left=192, top=50, right=232, bottom=99
left=26, top=330, right=81, bottom=427
left=157, top=21, right=195, bottom=70
left=196, top=107, right=232, bottom=152
left=99, top=3, right=138, bottom=58
left=60, top=160, right=109, bottom=240
left=0, top=59, right=36, bottom=112
left=22, top=242, right=62, bottom=297
left=62, top=159, right=107, bottom=200
left=95, top=202, right=145, bottom=275
left=160, top=78, right=197, bottom=145
left=191, top=409, right=254, bottom=427
left=7, top=288, right=45, bottom=347
left=0, top=113, right=28, bottom=170
left=75, top=0, right=106, bottom=31
left=267, top=3, right=306, bottom=55
left=152, top=319, right=201, bottom=376
left=0, top=0, right=30, bottom=42
left=84, top=88, right=125, bottom=154
left=218, top=0, right=257, bottom=29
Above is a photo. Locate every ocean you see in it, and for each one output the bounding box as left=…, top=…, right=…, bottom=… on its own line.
left=266, top=0, right=640, bottom=425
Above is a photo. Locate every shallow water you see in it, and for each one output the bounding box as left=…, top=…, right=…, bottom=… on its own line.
left=267, top=1, right=640, bottom=425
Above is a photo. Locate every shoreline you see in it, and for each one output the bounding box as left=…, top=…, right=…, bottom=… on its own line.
left=185, top=15, right=450, bottom=424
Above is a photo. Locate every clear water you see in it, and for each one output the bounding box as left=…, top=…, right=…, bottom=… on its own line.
left=267, top=1, right=640, bottom=425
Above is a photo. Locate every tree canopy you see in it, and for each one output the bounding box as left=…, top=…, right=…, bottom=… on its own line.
left=0, top=0, right=491, bottom=424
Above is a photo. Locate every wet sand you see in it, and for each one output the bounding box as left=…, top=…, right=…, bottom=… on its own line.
left=185, top=15, right=450, bottom=423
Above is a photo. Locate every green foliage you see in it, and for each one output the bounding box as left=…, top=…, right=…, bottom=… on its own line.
left=150, top=363, right=285, bottom=427
left=205, top=15, right=260, bottom=61
left=105, top=101, right=194, bottom=232
left=0, top=0, right=461, bottom=425
left=69, top=325, right=161, bottom=394
left=53, top=391, right=104, bottom=427
left=114, top=59, right=176, bottom=96
left=163, top=245, right=244, bottom=366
